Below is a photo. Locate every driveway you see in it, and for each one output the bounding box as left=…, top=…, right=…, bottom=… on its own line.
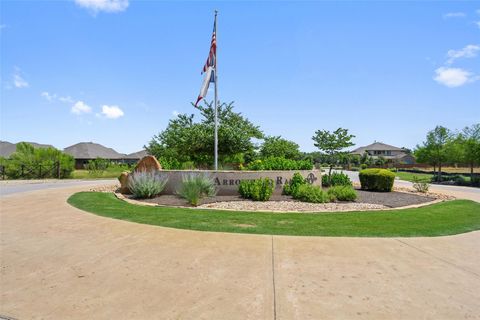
left=1, top=183, right=479, bottom=319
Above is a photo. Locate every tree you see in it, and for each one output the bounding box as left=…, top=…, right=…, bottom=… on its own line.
left=259, top=136, right=301, bottom=160
left=146, top=101, right=263, bottom=168
left=312, top=128, right=355, bottom=179
left=416, top=126, right=451, bottom=181
left=459, top=124, right=480, bottom=182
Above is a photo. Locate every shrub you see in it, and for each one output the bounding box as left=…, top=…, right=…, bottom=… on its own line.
left=128, top=170, right=168, bottom=199
left=293, top=184, right=332, bottom=203
left=283, top=172, right=306, bottom=196
left=239, top=177, right=274, bottom=201
left=412, top=176, right=429, bottom=193
left=3, top=143, right=74, bottom=179
left=327, top=185, right=357, bottom=201
left=85, top=158, right=110, bottom=176
left=359, top=168, right=395, bottom=192
left=360, top=164, right=368, bottom=170
left=322, top=172, right=352, bottom=187
left=246, top=157, right=313, bottom=171
left=177, top=173, right=217, bottom=206
left=471, top=175, right=480, bottom=187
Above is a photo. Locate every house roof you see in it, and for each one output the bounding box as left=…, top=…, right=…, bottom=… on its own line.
left=0, top=141, right=55, bottom=158
left=63, top=142, right=125, bottom=159
left=351, top=142, right=404, bottom=154
left=123, top=150, right=148, bottom=160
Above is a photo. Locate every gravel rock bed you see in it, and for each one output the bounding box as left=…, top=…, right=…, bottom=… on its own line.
left=198, top=201, right=387, bottom=212
left=131, top=188, right=437, bottom=212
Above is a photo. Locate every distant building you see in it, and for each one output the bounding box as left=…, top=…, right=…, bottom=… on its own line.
left=63, top=142, right=125, bottom=169
left=0, top=141, right=55, bottom=158
left=350, top=142, right=415, bottom=164
left=122, top=150, right=149, bottom=165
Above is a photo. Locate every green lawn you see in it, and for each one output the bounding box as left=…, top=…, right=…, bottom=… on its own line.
left=71, top=168, right=126, bottom=179
left=395, top=171, right=433, bottom=182
left=68, top=192, right=480, bottom=237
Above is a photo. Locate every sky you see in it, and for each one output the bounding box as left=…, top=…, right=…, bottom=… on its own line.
left=1, top=0, right=479, bottom=154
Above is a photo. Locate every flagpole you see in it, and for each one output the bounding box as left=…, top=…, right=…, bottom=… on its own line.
left=214, top=10, right=218, bottom=171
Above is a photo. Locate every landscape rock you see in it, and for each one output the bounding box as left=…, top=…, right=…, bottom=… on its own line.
left=134, top=155, right=162, bottom=172
left=118, top=171, right=131, bottom=194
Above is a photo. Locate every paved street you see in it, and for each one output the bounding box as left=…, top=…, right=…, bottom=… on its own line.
left=1, top=181, right=479, bottom=319
left=0, top=179, right=116, bottom=197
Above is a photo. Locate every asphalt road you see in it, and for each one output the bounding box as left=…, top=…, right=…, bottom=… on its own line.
left=0, top=179, right=117, bottom=197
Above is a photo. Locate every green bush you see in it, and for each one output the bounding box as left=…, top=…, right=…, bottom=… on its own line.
left=359, top=168, right=395, bottom=192
left=360, top=164, right=368, bottom=170
left=85, top=158, right=110, bottom=176
left=283, top=172, right=306, bottom=196
left=246, top=157, right=313, bottom=171
left=322, top=172, right=352, bottom=187
left=2, top=142, right=74, bottom=179
left=293, top=184, right=333, bottom=203
left=128, top=170, right=168, bottom=199
left=412, top=176, right=429, bottom=193
left=177, top=173, right=217, bottom=206
left=327, top=185, right=357, bottom=201
left=238, top=177, right=274, bottom=201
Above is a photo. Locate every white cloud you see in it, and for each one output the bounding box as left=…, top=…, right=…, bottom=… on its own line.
left=172, top=110, right=180, bottom=117
left=433, top=67, right=478, bottom=87
left=74, top=0, right=129, bottom=13
left=71, top=101, right=92, bottom=114
left=476, top=21, right=480, bottom=29
left=101, top=105, right=124, bottom=119
left=443, top=12, right=466, bottom=18
left=446, top=44, right=480, bottom=64
left=13, top=68, right=29, bottom=88
left=41, top=91, right=74, bottom=103
left=41, top=91, right=56, bottom=101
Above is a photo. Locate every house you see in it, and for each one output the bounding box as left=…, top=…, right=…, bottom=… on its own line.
left=0, top=141, right=55, bottom=158
left=64, top=142, right=126, bottom=169
left=122, top=150, right=149, bottom=165
left=350, top=142, right=415, bottom=164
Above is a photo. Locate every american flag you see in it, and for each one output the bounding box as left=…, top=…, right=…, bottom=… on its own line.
left=195, top=19, right=217, bottom=107
left=202, top=20, right=216, bottom=74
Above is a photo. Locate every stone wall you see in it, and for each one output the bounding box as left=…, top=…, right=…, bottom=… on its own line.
left=158, top=170, right=322, bottom=195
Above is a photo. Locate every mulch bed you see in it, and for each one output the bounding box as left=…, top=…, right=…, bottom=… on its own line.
left=136, top=188, right=436, bottom=208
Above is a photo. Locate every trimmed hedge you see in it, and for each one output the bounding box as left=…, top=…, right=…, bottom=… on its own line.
left=359, top=168, right=395, bottom=192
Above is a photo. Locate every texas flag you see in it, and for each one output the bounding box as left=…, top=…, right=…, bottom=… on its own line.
left=195, top=19, right=216, bottom=107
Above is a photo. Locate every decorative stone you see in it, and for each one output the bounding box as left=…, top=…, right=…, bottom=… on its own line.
left=118, top=171, right=131, bottom=194
left=134, top=155, right=162, bottom=172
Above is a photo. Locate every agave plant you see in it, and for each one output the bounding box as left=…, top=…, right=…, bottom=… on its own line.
left=176, top=173, right=217, bottom=206
left=127, top=170, right=168, bottom=199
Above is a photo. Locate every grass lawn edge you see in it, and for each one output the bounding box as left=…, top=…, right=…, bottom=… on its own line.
left=67, top=192, right=480, bottom=238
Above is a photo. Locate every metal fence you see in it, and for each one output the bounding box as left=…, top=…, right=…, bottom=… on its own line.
left=0, top=161, right=67, bottom=180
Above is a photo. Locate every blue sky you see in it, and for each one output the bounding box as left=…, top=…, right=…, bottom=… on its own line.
left=1, top=1, right=479, bottom=154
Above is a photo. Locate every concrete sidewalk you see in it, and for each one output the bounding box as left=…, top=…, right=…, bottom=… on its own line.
left=1, top=185, right=479, bottom=319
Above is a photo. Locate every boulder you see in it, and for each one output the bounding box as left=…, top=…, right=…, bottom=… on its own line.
left=118, top=171, right=131, bottom=194
left=134, top=155, right=162, bottom=172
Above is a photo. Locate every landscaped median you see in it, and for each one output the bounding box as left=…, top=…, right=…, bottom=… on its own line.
left=68, top=192, right=480, bottom=237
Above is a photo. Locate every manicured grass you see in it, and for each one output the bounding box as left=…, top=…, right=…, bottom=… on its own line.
left=68, top=192, right=480, bottom=237
left=395, top=171, right=433, bottom=182
left=71, top=168, right=126, bottom=179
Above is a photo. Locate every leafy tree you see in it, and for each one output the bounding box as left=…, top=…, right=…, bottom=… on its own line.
left=146, top=101, right=263, bottom=168
left=259, top=136, right=301, bottom=160
left=416, top=126, right=451, bottom=181
left=312, top=128, right=355, bottom=180
left=458, top=124, right=480, bottom=182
